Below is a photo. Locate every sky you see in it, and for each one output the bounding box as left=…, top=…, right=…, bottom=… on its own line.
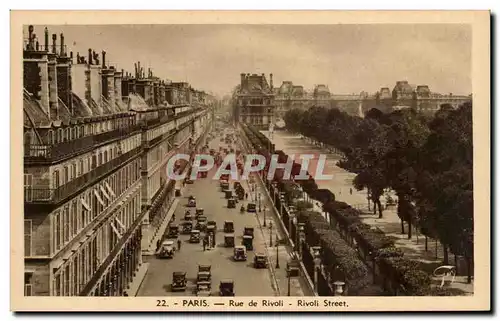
left=27, top=24, right=471, bottom=97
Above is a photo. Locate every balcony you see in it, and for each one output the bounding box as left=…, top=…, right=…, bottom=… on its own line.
left=25, top=125, right=142, bottom=163
left=24, top=146, right=142, bottom=204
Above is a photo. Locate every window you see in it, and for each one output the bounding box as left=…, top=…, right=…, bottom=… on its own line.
left=24, top=220, right=32, bottom=257
left=54, top=272, right=61, bottom=296
left=64, top=265, right=70, bottom=296
left=24, top=174, right=33, bottom=202
left=48, top=129, right=55, bottom=144
left=53, top=170, right=60, bottom=189
left=79, top=159, right=84, bottom=176
left=103, top=150, right=108, bottom=163
left=53, top=211, right=61, bottom=251
left=72, top=163, right=77, bottom=179
left=63, top=206, right=70, bottom=243
left=57, top=128, right=63, bottom=142
left=63, top=166, right=69, bottom=184
left=98, top=153, right=102, bottom=166
left=71, top=201, right=77, bottom=235
left=80, top=125, right=85, bottom=137
left=24, top=273, right=33, bottom=296
left=73, top=258, right=78, bottom=295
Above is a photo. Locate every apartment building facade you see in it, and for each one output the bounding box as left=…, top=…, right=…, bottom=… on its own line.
left=23, top=25, right=215, bottom=296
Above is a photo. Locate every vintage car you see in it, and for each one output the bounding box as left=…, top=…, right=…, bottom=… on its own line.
left=233, top=182, right=242, bottom=190
left=207, top=220, right=217, bottom=231
left=236, top=190, right=245, bottom=201
left=223, top=220, right=234, bottom=233
left=196, top=281, right=212, bottom=296
left=233, top=245, right=247, bottom=261
left=187, top=196, right=196, bottom=207
left=167, top=224, right=179, bottom=239
left=198, top=265, right=212, bottom=279
left=227, top=198, right=236, bottom=208
left=220, top=180, right=229, bottom=190
left=158, top=240, right=176, bottom=259
left=195, top=208, right=204, bottom=218
left=197, top=271, right=211, bottom=283
left=243, top=227, right=255, bottom=238
left=224, top=234, right=235, bottom=248
left=206, top=225, right=216, bottom=235
left=182, top=221, right=193, bottom=234
left=253, top=253, right=268, bottom=269
left=190, top=230, right=201, bottom=243
left=171, top=272, right=187, bottom=291
left=184, top=210, right=193, bottom=221
left=196, top=216, right=208, bottom=231
left=247, top=202, right=257, bottom=213
left=219, top=280, right=235, bottom=296
left=225, top=190, right=233, bottom=199
left=242, top=235, right=254, bottom=251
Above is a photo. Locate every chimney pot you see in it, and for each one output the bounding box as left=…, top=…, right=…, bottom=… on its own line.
left=52, top=34, right=57, bottom=54
left=28, top=25, right=34, bottom=50
left=60, top=33, right=65, bottom=56
left=102, top=50, right=106, bottom=68
left=44, top=27, right=49, bottom=52
left=88, top=48, right=92, bottom=65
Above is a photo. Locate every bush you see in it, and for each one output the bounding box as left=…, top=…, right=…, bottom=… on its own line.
left=311, top=189, right=336, bottom=204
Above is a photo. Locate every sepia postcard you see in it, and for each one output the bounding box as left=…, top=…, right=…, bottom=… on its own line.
left=10, top=10, right=490, bottom=312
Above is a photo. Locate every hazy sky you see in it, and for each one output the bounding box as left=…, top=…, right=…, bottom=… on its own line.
left=29, top=24, right=471, bottom=97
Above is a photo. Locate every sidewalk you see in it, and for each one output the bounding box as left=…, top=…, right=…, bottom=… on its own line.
left=124, top=262, right=150, bottom=297
left=265, top=130, right=474, bottom=294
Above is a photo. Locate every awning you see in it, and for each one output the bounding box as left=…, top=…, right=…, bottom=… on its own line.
left=100, top=185, right=111, bottom=201
left=81, top=198, right=90, bottom=211
left=110, top=222, right=122, bottom=238
left=115, top=217, right=126, bottom=233
left=104, top=182, right=116, bottom=197
left=94, top=190, right=105, bottom=207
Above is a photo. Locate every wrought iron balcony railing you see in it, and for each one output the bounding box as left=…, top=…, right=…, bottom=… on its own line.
left=24, top=146, right=142, bottom=204
left=25, top=125, right=142, bottom=162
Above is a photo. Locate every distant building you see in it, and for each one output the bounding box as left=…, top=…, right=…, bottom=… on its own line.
left=233, top=73, right=276, bottom=129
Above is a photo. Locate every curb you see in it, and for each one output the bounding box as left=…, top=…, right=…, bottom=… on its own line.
left=238, top=126, right=317, bottom=297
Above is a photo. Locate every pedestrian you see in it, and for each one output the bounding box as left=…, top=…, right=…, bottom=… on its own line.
left=177, top=239, right=181, bottom=251
left=350, top=188, right=353, bottom=195
left=203, top=238, right=207, bottom=251
left=245, top=192, right=248, bottom=200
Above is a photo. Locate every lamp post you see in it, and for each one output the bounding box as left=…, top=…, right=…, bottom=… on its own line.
left=263, top=205, right=267, bottom=227
left=269, top=221, right=273, bottom=247
left=258, top=192, right=262, bottom=212
left=312, top=246, right=322, bottom=294
left=298, top=223, right=305, bottom=260
left=275, top=241, right=280, bottom=269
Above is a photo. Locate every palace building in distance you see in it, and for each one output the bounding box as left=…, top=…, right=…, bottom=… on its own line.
left=23, top=25, right=215, bottom=296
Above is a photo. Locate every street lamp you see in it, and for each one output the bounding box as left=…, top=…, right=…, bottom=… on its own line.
left=312, top=246, right=322, bottom=294
left=298, top=223, right=305, bottom=259
left=275, top=241, right=280, bottom=269
left=269, top=221, right=273, bottom=247
left=263, top=206, right=267, bottom=227
left=258, top=193, right=262, bottom=212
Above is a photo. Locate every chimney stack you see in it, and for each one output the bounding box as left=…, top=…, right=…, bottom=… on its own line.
left=134, top=63, right=138, bottom=78
left=59, top=33, right=65, bottom=56
left=27, top=25, right=34, bottom=50
left=88, top=48, right=92, bottom=65
left=76, top=52, right=80, bottom=64
left=138, top=61, right=141, bottom=78
left=35, top=40, right=39, bottom=51
left=270, top=73, right=273, bottom=89
left=51, top=34, right=57, bottom=54
left=44, top=27, right=49, bottom=52
left=102, top=50, right=106, bottom=68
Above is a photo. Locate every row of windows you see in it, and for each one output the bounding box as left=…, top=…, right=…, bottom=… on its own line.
left=146, top=119, right=176, bottom=142
left=49, top=158, right=141, bottom=255
left=51, top=135, right=140, bottom=189
left=51, top=191, right=140, bottom=296
left=37, top=117, right=137, bottom=146
left=147, top=167, right=167, bottom=200
left=147, top=138, right=174, bottom=171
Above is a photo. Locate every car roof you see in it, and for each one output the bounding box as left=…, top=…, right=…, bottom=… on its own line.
left=191, top=229, right=200, bottom=233
left=235, top=245, right=246, bottom=249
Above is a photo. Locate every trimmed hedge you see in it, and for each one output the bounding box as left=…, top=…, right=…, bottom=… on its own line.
left=243, top=124, right=436, bottom=296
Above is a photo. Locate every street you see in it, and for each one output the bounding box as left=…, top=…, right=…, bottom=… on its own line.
left=137, top=134, right=278, bottom=297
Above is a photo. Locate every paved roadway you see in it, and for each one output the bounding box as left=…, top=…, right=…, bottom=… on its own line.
left=137, top=134, right=277, bottom=297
